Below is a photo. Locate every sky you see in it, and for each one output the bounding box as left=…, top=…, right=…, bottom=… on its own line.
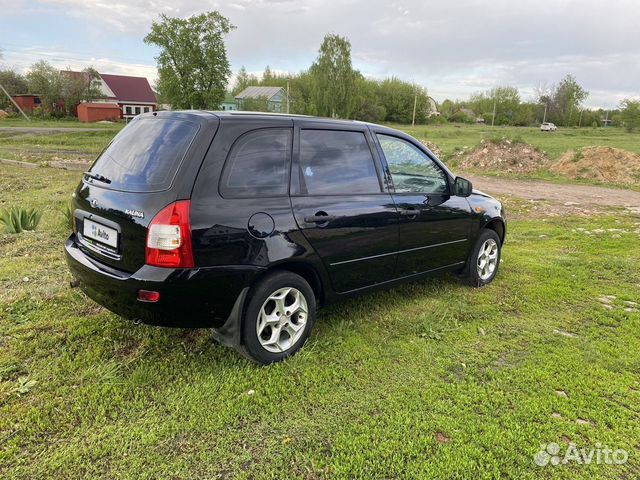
left=1, top=0, right=638, bottom=108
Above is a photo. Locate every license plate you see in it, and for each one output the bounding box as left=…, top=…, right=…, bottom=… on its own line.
left=83, top=219, right=118, bottom=248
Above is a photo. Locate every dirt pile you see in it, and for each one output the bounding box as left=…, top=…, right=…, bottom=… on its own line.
left=0, top=110, right=8, bottom=120
left=459, top=140, right=549, bottom=174
left=551, top=147, right=640, bottom=186
left=419, top=140, right=443, bottom=158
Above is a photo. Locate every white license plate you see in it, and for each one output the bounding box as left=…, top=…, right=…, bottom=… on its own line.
left=83, top=219, right=118, bottom=248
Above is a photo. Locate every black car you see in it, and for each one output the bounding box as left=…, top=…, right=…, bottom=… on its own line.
left=65, top=111, right=506, bottom=364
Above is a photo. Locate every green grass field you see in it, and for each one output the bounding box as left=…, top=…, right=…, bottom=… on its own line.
left=1, top=153, right=640, bottom=476
left=393, top=123, right=640, bottom=160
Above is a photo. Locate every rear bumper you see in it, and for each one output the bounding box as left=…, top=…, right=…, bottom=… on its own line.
left=65, top=235, right=264, bottom=328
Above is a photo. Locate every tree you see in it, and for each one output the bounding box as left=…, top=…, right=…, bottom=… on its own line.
left=0, top=70, right=28, bottom=109
left=61, top=67, right=103, bottom=116
left=26, top=60, right=64, bottom=112
left=233, top=66, right=257, bottom=95
left=377, top=77, right=430, bottom=124
left=549, top=74, right=588, bottom=126
left=469, top=86, right=521, bottom=125
left=144, top=12, right=235, bottom=110
left=309, top=34, right=357, bottom=118
left=620, top=99, right=640, bottom=132
left=262, top=65, right=274, bottom=83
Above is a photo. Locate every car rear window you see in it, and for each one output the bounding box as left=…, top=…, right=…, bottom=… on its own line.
left=219, top=128, right=292, bottom=197
left=88, top=117, right=199, bottom=192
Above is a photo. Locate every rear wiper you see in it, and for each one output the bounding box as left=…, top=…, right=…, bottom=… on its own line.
left=83, top=172, right=112, bottom=184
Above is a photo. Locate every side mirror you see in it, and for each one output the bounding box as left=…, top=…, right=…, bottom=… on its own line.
left=453, top=177, right=473, bottom=197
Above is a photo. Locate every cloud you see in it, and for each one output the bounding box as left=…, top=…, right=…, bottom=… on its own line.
left=3, top=47, right=158, bottom=84
left=2, top=0, right=639, bottom=107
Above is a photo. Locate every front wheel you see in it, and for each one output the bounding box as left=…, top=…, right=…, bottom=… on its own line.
left=461, top=229, right=502, bottom=287
left=240, top=271, right=316, bottom=364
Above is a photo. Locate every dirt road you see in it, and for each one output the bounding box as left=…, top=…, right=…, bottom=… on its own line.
left=469, top=175, right=640, bottom=211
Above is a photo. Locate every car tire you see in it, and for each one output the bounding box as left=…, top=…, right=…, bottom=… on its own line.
left=239, top=270, right=316, bottom=364
left=461, top=229, right=502, bottom=287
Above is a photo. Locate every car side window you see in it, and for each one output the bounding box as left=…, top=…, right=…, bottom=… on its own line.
left=298, top=130, right=381, bottom=195
left=377, top=134, right=449, bottom=194
left=220, top=128, right=292, bottom=197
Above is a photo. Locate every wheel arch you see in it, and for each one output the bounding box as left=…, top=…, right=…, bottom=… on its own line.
left=258, top=261, right=325, bottom=306
left=483, top=217, right=506, bottom=244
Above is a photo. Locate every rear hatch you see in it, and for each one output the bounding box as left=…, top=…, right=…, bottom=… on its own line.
left=72, top=111, right=218, bottom=273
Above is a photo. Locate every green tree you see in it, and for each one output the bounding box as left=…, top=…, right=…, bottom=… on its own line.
left=377, top=77, right=430, bottom=124
left=549, top=74, right=588, bottom=126
left=351, top=75, right=385, bottom=123
left=309, top=34, right=356, bottom=118
left=0, top=70, right=28, bottom=109
left=61, top=67, right=103, bottom=116
left=262, top=65, right=274, bottom=83
left=144, top=12, right=235, bottom=109
left=26, top=60, right=64, bottom=113
left=232, top=66, right=257, bottom=95
left=469, top=86, right=521, bottom=125
left=619, top=99, right=640, bottom=132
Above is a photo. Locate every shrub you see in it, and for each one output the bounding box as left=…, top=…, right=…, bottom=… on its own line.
left=0, top=207, right=43, bottom=233
left=62, top=203, right=73, bottom=230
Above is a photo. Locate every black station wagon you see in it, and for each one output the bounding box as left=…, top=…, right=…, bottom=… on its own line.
left=65, top=111, right=506, bottom=364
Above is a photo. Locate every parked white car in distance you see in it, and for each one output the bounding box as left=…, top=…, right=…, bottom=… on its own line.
left=540, top=122, right=557, bottom=132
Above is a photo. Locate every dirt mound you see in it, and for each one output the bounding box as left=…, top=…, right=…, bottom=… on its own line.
left=419, top=140, right=443, bottom=158
left=459, top=140, right=549, bottom=173
left=551, top=147, right=640, bottom=186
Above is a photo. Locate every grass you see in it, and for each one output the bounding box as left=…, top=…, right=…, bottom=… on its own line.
left=0, top=118, right=121, bottom=128
left=393, top=123, right=640, bottom=160
left=1, top=164, right=640, bottom=478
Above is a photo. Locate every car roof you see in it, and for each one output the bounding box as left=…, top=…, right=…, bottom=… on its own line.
left=208, top=110, right=377, bottom=127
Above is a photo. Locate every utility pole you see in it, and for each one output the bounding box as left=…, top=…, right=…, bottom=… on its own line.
left=411, top=91, right=417, bottom=127
left=491, top=99, right=497, bottom=127
left=0, top=82, right=30, bottom=121
left=542, top=103, right=547, bottom=123
left=286, top=79, right=290, bottom=114
left=578, top=109, right=583, bottom=127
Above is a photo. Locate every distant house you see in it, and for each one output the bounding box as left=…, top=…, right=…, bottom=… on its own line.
left=12, top=72, right=157, bottom=121
left=96, top=74, right=157, bottom=120
left=219, top=93, right=238, bottom=111
left=235, top=86, right=285, bottom=112
left=9, top=94, right=43, bottom=113
left=427, top=96, right=440, bottom=117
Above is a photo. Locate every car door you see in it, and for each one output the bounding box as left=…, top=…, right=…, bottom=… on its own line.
left=290, top=122, right=399, bottom=293
left=373, top=131, right=473, bottom=277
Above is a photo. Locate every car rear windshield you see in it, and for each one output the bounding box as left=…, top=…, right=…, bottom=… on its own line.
left=88, top=117, right=199, bottom=192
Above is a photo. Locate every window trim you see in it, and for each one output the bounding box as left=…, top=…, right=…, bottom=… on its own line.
left=218, top=127, right=294, bottom=199
left=374, top=132, right=451, bottom=195
left=291, top=127, right=385, bottom=197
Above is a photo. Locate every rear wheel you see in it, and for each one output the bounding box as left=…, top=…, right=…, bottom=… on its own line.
left=461, top=229, right=502, bottom=287
left=240, top=271, right=316, bottom=364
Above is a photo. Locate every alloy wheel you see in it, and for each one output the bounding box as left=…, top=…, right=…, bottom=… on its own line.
left=477, top=238, right=499, bottom=281
left=256, top=287, right=308, bottom=353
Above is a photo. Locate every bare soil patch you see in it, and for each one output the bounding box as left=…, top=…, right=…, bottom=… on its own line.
left=551, top=146, right=640, bottom=186
left=468, top=175, right=640, bottom=218
left=459, top=140, right=549, bottom=174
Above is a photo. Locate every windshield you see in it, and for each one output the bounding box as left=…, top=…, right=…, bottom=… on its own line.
left=89, top=117, right=199, bottom=192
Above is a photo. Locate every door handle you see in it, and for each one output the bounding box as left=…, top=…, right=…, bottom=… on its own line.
left=304, top=213, right=336, bottom=224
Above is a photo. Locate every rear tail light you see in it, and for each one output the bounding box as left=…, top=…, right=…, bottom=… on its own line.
left=138, top=290, right=160, bottom=302
left=145, top=200, right=194, bottom=268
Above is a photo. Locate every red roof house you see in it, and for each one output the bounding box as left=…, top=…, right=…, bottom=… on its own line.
left=98, top=74, right=157, bottom=120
